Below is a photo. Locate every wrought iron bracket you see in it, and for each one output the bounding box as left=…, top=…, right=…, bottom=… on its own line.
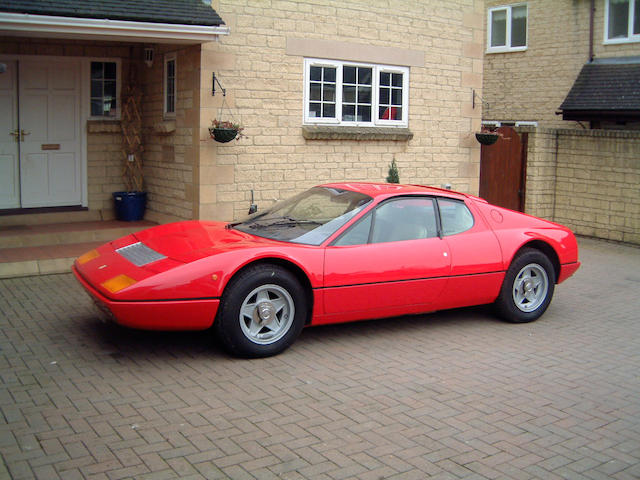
left=212, top=72, right=226, bottom=97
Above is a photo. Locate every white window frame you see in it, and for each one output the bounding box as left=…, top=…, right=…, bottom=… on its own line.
left=164, top=52, right=177, bottom=118
left=487, top=3, right=528, bottom=53
left=604, top=0, right=640, bottom=44
left=303, top=58, right=409, bottom=127
left=88, top=58, right=121, bottom=120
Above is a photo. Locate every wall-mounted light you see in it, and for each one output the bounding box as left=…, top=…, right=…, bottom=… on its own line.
left=144, top=47, right=154, bottom=68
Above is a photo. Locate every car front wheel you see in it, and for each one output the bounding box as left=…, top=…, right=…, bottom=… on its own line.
left=495, top=249, right=555, bottom=323
left=216, top=264, right=307, bottom=357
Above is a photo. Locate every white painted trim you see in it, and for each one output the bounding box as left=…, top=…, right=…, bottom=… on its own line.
left=603, top=0, right=640, bottom=44
left=486, top=3, right=528, bottom=54
left=163, top=53, right=177, bottom=118
left=0, top=13, right=229, bottom=44
left=303, top=58, right=410, bottom=128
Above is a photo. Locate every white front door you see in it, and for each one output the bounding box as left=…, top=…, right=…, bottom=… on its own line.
left=0, top=57, right=82, bottom=209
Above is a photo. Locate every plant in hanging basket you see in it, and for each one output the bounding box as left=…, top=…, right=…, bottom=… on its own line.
left=475, top=126, right=504, bottom=146
left=209, top=119, right=245, bottom=143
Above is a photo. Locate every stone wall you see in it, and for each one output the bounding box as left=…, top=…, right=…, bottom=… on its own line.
left=200, top=0, right=486, bottom=221
left=524, top=128, right=640, bottom=245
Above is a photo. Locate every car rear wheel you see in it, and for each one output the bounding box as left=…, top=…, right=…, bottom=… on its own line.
left=216, top=264, right=307, bottom=357
left=495, top=249, right=555, bottom=323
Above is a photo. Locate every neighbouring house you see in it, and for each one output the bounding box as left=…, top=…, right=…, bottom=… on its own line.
left=481, top=0, right=639, bottom=245
left=0, top=0, right=485, bottom=228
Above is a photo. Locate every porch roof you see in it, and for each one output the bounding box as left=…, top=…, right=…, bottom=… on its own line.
left=559, top=57, right=640, bottom=122
left=0, top=0, right=228, bottom=43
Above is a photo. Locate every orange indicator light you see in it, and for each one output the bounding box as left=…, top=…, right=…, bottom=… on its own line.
left=101, top=274, right=137, bottom=293
left=77, top=249, right=100, bottom=265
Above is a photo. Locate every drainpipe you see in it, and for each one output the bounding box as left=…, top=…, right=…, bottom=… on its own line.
left=589, top=0, right=595, bottom=62
left=552, top=131, right=560, bottom=222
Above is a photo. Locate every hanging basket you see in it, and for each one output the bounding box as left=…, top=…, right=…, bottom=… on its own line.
left=209, top=127, right=239, bottom=143
left=475, top=132, right=500, bottom=146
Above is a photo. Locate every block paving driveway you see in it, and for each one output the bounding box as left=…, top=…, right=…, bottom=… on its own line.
left=1, top=238, right=639, bottom=480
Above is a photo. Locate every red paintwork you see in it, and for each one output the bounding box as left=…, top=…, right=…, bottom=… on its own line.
left=72, top=182, right=580, bottom=331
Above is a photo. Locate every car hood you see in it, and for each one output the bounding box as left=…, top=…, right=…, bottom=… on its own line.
left=133, top=220, right=280, bottom=263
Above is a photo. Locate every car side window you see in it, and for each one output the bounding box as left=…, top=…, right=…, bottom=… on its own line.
left=333, top=212, right=372, bottom=246
left=438, top=198, right=474, bottom=236
left=371, top=198, right=438, bottom=243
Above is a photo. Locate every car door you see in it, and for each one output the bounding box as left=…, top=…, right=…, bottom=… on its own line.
left=322, top=197, right=451, bottom=323
left=437, top=197, right=504, bottom=309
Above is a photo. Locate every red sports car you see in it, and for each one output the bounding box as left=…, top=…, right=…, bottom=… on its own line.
left=72, top=183, right=580, bottom=357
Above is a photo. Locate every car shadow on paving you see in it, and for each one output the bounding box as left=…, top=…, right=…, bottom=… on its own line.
left=1, top=237, right=639, bottom=480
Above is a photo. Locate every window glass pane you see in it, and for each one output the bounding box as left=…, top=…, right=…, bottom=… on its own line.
left=310, top=83, right=321, bottom=101
left=357, top=105, right=371, bottom=122
left=342, top=104, right=356, bottom=121
left=511, top=6, right=527, bottom=47
left=392, top=73, right=403, bottom=87
left=91, top=99, right=103, bottom=116
left=91, top=80, right=102, bottom=98
left=491, top=9, right=507, bottom=46
left=310, top=66, right=322, bottom=81
left=634, top=0, right=640, bottom=34
left=104, top=62, right=117, bottom=79
left=357, top=86, right=371, bottom=104
left=379, top=88, right=390, bottom=104
left=309, top=103, right=321, bottom=118
left=391, top=89, right=402, bottom=105
left=323, top=103, right=335, bottom=118
left=343, top=66, right=356, bottom=84
left=371, top=198, right=437, bottom=243
left=104, top=80, right=116, bottom=98
left=343, top=85, right=356, bottom=103
left=324, top=67, right=336, bottom=82
left=380, top=72, right=390, bottom=86
left=323, top=84, right=335, bottom=102
left=358, top=68, right=372, bottom=84
left=91, top=62, right=103, bottom=80
left=438, top=199, right=474, bottom=236
left=392, top=107, right=402, bottom=120
left=609, top=0, right=630, bottom=38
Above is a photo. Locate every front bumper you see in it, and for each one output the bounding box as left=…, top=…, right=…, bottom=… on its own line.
left=72, top=265, right=219, bottom=331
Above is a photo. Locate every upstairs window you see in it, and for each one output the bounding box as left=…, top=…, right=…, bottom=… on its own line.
left=90, top=61, right=119, bottom=117
left=304, top=59, right=409, bottom=127
left=487, top=4, right=528, bottom=53
left=605, top=0, right=640, bottom=43
left=164, top=53, right=177, bottom=117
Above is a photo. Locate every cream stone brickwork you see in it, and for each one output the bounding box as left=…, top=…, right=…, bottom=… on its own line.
left=523, top=128, right=640, bottom=245
left=483, top=0, right=640, bottom=129
left=200, top=0, right=486, bottom=220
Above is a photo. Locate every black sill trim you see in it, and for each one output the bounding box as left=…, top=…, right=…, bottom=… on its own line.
left=302, top=125, right=413, bottom=141
left=109, top=296, right=220, bottom=303
left=316, top=270, right=506, bottom=290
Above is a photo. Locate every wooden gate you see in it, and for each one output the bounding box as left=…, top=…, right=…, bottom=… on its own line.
left=479, top=126, right=528, bottom=212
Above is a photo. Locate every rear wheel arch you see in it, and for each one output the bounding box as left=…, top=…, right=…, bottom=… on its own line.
left=512, top=240, right=560, bottom=283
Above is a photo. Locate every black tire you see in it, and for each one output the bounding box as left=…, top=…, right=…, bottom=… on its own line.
left=495, top=248, right=555, bottom=323
left=215, top=264, right=307, bottom=357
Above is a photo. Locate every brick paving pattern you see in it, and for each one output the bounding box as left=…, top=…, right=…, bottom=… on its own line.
left=1, top=237, right=639, bottom=479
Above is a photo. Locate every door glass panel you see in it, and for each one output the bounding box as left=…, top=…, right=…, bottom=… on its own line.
left=371, top=198, right=437, bottom=243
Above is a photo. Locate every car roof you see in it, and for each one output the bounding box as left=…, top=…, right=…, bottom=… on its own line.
left=319, top=182, right=470, bottom=201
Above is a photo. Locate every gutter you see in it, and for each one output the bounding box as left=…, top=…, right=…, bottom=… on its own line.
left=0, top=13, right=230, bottom=44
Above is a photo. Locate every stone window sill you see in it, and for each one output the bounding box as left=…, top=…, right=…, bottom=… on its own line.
left=302, top=125, right=413, bottom=141
left=87, top=120, right=121, bottom=133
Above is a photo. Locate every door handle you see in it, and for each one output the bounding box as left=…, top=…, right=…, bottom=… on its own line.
left=9, top=129, right=20, bottom=142
left=20, top=129, right=31, bottom=142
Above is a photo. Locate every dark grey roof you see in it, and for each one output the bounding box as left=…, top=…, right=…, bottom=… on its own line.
left=0, top=0, right=224, bottom=26
left=560, top=58, right=640, bottom=120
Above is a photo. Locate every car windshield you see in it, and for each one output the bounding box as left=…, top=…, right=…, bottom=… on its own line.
left=232, top=187, right=372, bottom=245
